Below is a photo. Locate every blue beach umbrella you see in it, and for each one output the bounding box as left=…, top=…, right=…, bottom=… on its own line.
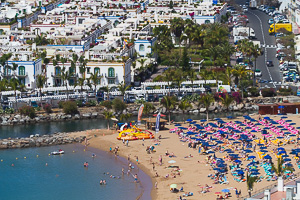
left=200, top=119, right=207, bottom=122
left=251, top=172, right=260, bottom=175
left=277, top=147, right=285, bottom=151
left=248, top=155, right=256, bottom=159
left=227, top=116, right=234, bottom=119
left=264, top=117, right=270, bottom=120
left=286, top=120, right=292, bottom=122
left=251, top=130, right=257, bottom=132
left=244, top=149, right=253, bottom=153
left=281, top=155, right=289, bottom=158
left=260, top=147, right=267, bottom=150
left=246, top=127, right=251, bottom=129
left=290, top=123, right=296, bottom=125
left=277, top=126, right=284, bottom=128
left=290, top=134, right=296, bottom=137
left=221, top=189, right=230, bottom=193
left=234, top=160, right=242, bottom=163
left=264, top=127, right=269, bottom=130
left=284, top=158, right=291, bottom=162
left=297, top=127, right=300, bottom=129
left=237, top=170, right=244, bottom=175
left=175, top=124, right=182, bottom=126
left=264, top=155, right=272, bottom=159
left=281, top=116, right=288, bottom=119
left=179, top=127, right=187, bottom=130
left=277, top=136, right=284, bottom=139
left=260, top=150, right=268, bottom=153
left=186, top=119, right=193, bottom=122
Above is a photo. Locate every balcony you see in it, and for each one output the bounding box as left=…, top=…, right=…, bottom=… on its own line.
left=17, top=72, right=28, bottom=77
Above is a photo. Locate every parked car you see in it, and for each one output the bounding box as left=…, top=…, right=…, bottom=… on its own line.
left=147, top=94, right=155, bottom=102
left=127, top=96, right=136, bottom=103
left=255, top=69, right=262, bottom=77
left=266, top=61, right=274, bottom=67
left=268, top=18, right=274, bottom=24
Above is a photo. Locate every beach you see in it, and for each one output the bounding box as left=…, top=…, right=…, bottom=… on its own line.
left=70, top=114, right=300, bottom=200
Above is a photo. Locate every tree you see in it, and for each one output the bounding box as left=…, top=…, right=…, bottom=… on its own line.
left=60, top=67, right=72, bottom=100
left=112, top=98, right=127, bottom=114
left=120, top=113, right=132, bottom=122
left=220, top=94, right=234, bottom=111
left=36, top=74, right=47, bottom=105
left=103, top=111, right=114, bottom=130
left=89, top=71, right=102, bottom=94
left=271, top=157, right=293, bottom=177
left=178, top=100, right=192, bottom=113
left=173, top=69, right=184, bottom=94
left=117, top=82, right=131, bottom=102
left=137, top=58, right=147, bottom=73
left=9, top=78, right=20, bottom=109
left=251, top=44, right=262, bottom=86
left=180, top=47, right=190, bottom=71
left=246, top=173, right=258, bottom=197
left=160, top=96, right=177, bottom=125
left=143, top=102, right=155, bottom=118
left=170, top=17, right=185, bottom=44
left=199, top=94, right=214, bottom=122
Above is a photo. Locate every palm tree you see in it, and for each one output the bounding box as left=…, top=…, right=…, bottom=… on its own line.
left=187, top=69, right=198, bottom=93
left=89, top=71, right=102, bottom=94
left=100, top=85, right=111, bottom=101
left=220, top=94, right=234, bottom=111
left=120, top=113, right=132, bottom=122
left=199, top=94, right=214, bottom=122
left=75, top=78, right=85, bottom=99
left=160, top=96, right=177, bottom=125
left=143, top=102, right=155, bottom=118
left=251, top=44, right=262, bottom=86
left=36, top=74, right=47, bottom=105
left=272, top=157, right=293, bottom=177
left=9, top=78, right=20, bottom=109
left=60, top=67, right=72, bottom=100
left=220, top=42, right=236, bottom=64
left=199, top=69, right=212, bottom=81
left=224, top=67, right=233, bottom=86
left=179, top=100, right=192, bottom=114
left=117, top=82, right=131, bottom=102
left=163, top=68, right=175, bottom=95
left=103, top=111, right=114, bottom=130
left=231, top=65, right=252, bottom=99
left=246, top=172, right=258, bottom=197
left=173, top=68, right=184, bottom=95
left=137, top=58, right=147, bottom=73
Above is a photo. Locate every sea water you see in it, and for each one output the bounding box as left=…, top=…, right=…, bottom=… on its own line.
left=0, top=144, right=151, bottom=200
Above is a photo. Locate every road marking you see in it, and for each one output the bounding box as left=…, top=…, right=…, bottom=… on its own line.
left=249, top=11, right=276, bottom=88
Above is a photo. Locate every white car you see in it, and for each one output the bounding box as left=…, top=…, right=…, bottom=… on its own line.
left=255, top=69, right=262, bottom=77
left=282, top=19, right=290, bottom=23
left=135, top=94, right=145, bottom=101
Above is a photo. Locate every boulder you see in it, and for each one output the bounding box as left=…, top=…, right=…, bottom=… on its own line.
left=200, top=108, right=206, bottom=113
left=192, top=110, right=199, bottom=113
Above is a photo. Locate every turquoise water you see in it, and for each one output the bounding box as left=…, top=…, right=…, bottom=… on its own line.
left=0, top=144, right=151, bottom=200
left=0, top=111, right=255, bottom=139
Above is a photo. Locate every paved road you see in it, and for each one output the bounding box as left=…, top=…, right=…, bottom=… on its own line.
left=246, top=9, right=282, bottom=88
left=235, top=0, right=282, bottom=88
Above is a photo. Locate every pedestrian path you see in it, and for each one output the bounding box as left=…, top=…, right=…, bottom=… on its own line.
left=261, top=44, right=277, bottom=48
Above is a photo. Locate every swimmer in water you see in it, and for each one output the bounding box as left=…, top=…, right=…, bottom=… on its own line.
left=92, top=153, right=96, bottom=158
left=103, top=180, right=106, bottom=185
left=100, top=180, right=103, bottom=185
left=46, top=163, right=48, bottom=166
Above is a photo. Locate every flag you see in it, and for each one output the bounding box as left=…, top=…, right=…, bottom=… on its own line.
left=155, top=112, right=161, bottom=134
left=137, top=104, right=144, bottom=125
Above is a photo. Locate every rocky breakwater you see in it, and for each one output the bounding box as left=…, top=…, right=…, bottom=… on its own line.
left=0, top=133, right=86, bottom=149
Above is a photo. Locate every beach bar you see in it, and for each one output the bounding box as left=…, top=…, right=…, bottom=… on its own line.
left=142, top=118, right=167, bottom=130
left=258, top=103, right=300, bottom=115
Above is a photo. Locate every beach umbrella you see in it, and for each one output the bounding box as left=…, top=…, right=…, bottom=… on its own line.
left=257, top=143, right=264, bottom=146
left=278, top=147, right=285, bottom=151
left=208, top=151, right=215, bottom=154
left=201, top=119, right=207, bottom=122
left=260, top=150, right=268, bottom=153
left=244, top=149, right=253, bottom=153
left=285, top=163, right=293, bottom=167
left=284, top=132, right=291, bottom=135
left=251, top=130, right=257, bottom=132
left=186, top=119, right=193, bottom=122
left=175, top=124, right=182, bottom=126
left=277, top=126, right=284, bottom=128
left=233, top=141, right=240, bottom=144
left=264, top=127, right=269, bottom=130
left=277, top=136, right=284, bottom=139
left=286, top=120, right=292, bottom=122
left=251, top=172, right=260, bottom=175
left=235, top=121, right=242, bottom=123
left=153, top=114, right=166, bottom=117
left=221, top=189, right=230, bottom=193
left=281, top=116, right=288, bottom=119
left=190, top=122, right=196, bottom=124
left=179, top=127, right=187, bottom=130
left=260, top=147, right=267, bottom=150
left=264, top=117, right=270, bottom=120
left=246, top=127, right=251, bottom=129
left=290, top=134, right=296, bottom=137
left=248, top=155, right=256, bottom=159
left=281, top=155, right=289, bottom=158
left=290, top=123, right=296, bottom=125
left=255, top=123, right=261, bottom=125
left=284, top=158, right=291, bottom=162
left=215, top=118, right=221, bottom=120
left=234, top=160, right=242, bottom=163
left=215, top=192, right=221, bottom=195
left=297, top=127, right=300, bottom=129
left=227, top=116, right=234, bottom=119
left=264, top=155, right=272, bottom=159
left=281, top=128, right=288, bottom=131
left=297, top=138, right=300, bottom=140
left=168, top=160, right=176, bottom=164
left=251, top=119, right=257, bottom=122
left=237, top=170, right=244, bottom=175
left=278, top=106, right=284, bottom=109
left=170, top=184, right=177, bottom=189
left=215, top=140, right=224, bottom=144
left=240, top=124, right=246, bottom=126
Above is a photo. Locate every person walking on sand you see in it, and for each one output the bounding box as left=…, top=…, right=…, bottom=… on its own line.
left=155, top=182, right=158, bottom=189
left=159, top=155, right=162, bottom=166
left=126, top=140, right=129, bottom=147
left=152, top=162, right=155, bottom=171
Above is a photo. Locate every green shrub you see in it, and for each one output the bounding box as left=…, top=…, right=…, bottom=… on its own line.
left=112, top=98, right=127, bottom=113
left=101, top=100, right=113, bottom=109
left=19, top=106, right=36, bottom=119
left=62, top=101, right=78, bottom=115
left=261, top=88, right=276, bottom=97
left=88, top=100, right=97, bottom=107
left=248, top=87, right=259, bottom=97
left=76, top=100, right=84, bottom=107
left=4, top=108, right=14, bottom=114
left=58, top=101, right=64, bottom=108
left=43, top=103, right=52, bottom=113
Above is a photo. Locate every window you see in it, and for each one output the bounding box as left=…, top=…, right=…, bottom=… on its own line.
left=108, top=79, right=115, bottom=84
left=55, top=67, right=61, bottom=76
left=139, top=44, right=145, bottom=51
left=5, top=68, right=11, bottom=76
left=19, top=78, right=25, bottom=85
left=18, top=66, right=25, bottom=76
left=205, top=20, right=210, bottom=24
left=94, top=67, right=100, bottom=75
left=87, top=67, right=91, bottom=73
left=69, top=79, right=75, bottom=86
left=108, top=68, right=115, bottom=77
